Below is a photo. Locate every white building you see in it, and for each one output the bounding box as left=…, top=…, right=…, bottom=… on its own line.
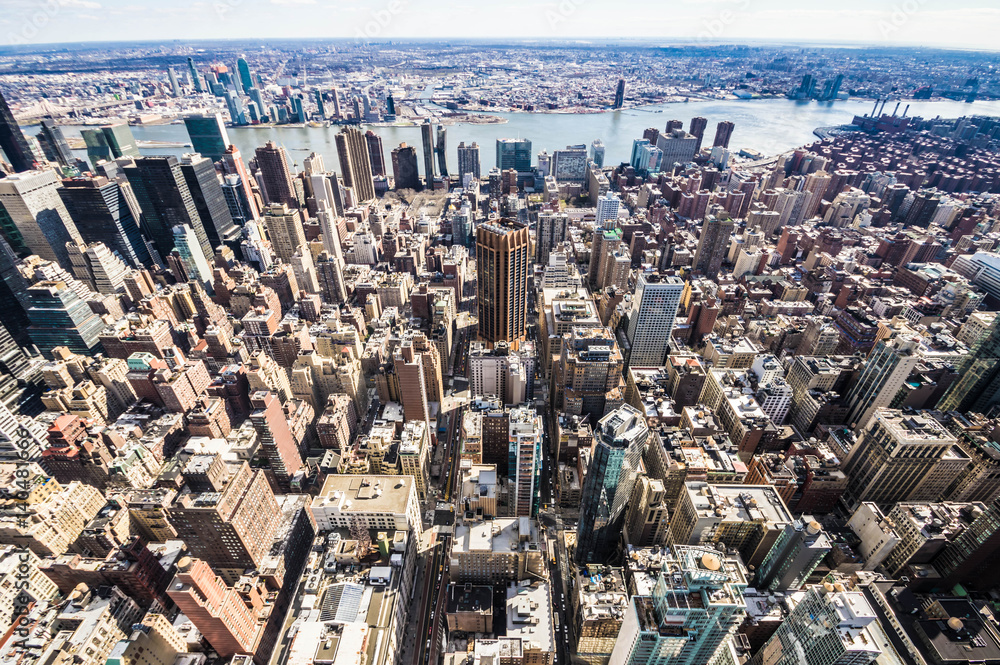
left=626, top=273, right=684, bottom=367
left=311, top=474, right=422, bottom=534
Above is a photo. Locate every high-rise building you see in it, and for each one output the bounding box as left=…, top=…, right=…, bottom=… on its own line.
left=420, top=121, right=435, bottom=189
left=262, top=203, right=306, bottom=263
left=509, top=405, right=543, bottom=517
left=612, top=78, right=625, bottom=110
left=179, top=153, right=240, bottom=253
left=391, top=142, right=421, bottom=190
left=590, top=139, right=606, bottom=168
left=842, top=334, right=921, bottom=429
left=655, top=128, right=699, bottom=170
left=99, top=123, right=141, bottom=159
left=0, top=170, right=83, bottom=269
left=576, top=404, right=647, bottom=563
left=713, top=120, right=735, bottom=148
left=254, top=141, right=297, bottom=208
left=171, top=224, right=213, bottom=289
left=236, top=56, right=254, bottom=93
left=626, top=273, right=684, bottom=367
left=166, top=558, right=264, bottom=658
left=334, top=126, right=376, bottom=202
left=748, top=586, right=882, bottom=665
left=457, top=141, right=481, bottom=180
left=123, top=156, right=213, bottom=262
left=754, top=517, right=831, bottom=591
left=841, top=409, right=963, bottom=510
left=0, top=89, right=35, bottom=173
left=249, top=390, right=302, bottom=493
left=221, top=145, right=260, bottom=221
left=364, top=130, right=385, bottom=177
left=939, top=313, right=1000, bottom=414
left=693, top=214, right=736, bottom=279
left=183, top=113, right=231, bottom=162
left=476, top=218, right=529, bottom=345
left=58, top=176, right=151, bottom=268
left=596, top=192, right=621, bottom=226
left=168, top=461, right=280, bottom=584
left=496, top=138, right=532, bottom=173
left=934, top=495, right=1000, bottom=590
left=554, top=326, right=626, bottom=423
left=435, top=125, right=448, bottom=177
left=689, top=116, right=708, bottom=153
left=188, top=57, right=204, bottom=93
left=536, top=211, right=569, bottom=264
left=608, top=546, right=748, bottom=665
left=36, top=119, right=73, bottom=167
left=25, top=280, right=104, bottom=357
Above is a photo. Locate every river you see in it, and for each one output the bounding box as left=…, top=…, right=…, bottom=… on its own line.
left=30, top=97, right=1000, bottom=173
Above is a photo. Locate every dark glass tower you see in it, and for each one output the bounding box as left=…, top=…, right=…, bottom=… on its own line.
left=576, top=404, right=647, bottom=564
left=0, top=88, right=34, bottom=173
left=37, top=119, right=74, bottom=167
left=939, top=315, right=1000, bottom=413
left=122, top=156, right=213, bottom=264
left=58, top=175, right=152, bottom=267
left=179, top=153, right=240, bottom=253
left=476, top=218, right=529, bottom=345
left=25, top=280, right=105, bottom=358
left=183, top=113, right=230, bottom=162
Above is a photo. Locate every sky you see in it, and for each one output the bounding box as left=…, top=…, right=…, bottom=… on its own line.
left=0, top=0, right=999, bottom=50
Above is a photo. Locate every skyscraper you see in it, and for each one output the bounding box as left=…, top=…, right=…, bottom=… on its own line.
left=25, top=280, right=104, bottom=358
left=221, top=145, right=260, bottom=221
left=939, top=313, right=1000, bottom=414
left=841, top=409, right=961, bottom=510
left=689, top=116, right=708, bottom=153
left=748, top=586, right=881, bottom=665
left=316, top=203, right=347, bottom=304
left=420, top=121, right=435, bottom=189
left=693, top=213, right=735, bottom=279
left=391, top=143, right=421, bottom=191
left=536, top=211, right=569, bottom=264
left=171, top=224, right=213, bottom=290
left=99, top=123, right=141, bottom=159
left=122, top=156, right=213, bottom=263
left=249, top=390, right=303, bottom=493
left=236, top=56, right=254, bottom=93
left=589, top=139, right=606, bottom=168
left=609, top=546, right=748, bottom=665
left=254, top=141, right=297, bottom=208
left=457, top=141, right=481, bottom=180
left=262, top=203, right=307, bottom=263
left=596, top=192, right=621, bottom=226
left=179, top=153, right=240, bottom=253
left=183, top=113, right=231, bottom=162
left=476, top=218, right=529, bottom=345
left=364, top=130, right=385, bottom=177
left=168, top=461, right=280, bottom=584
left=612, top=78, right=625, bottom=109
left=36, top=119, right=73, bottom=167
left=754, top=517, right=831, bottom=591
left=0, top=170, right=83, bottom=269
left=509, top=405, right=543, bottom=517
left=576, top=404, right=647, bottom=564
left=187, top=57, right=204, bottom=93
left=842, top=334, right=921, bottom=428
left=334, top=127, right=376, bottom=202
left=58, top=176, right=151, bottom=268
left=713, top=120, right=735, bottom=148
left=496, top=138, right=532, bottom=172
left=626, top=273, right=684, bottom=367
left=435, top=125, right=448, bottom=177
left=0, top=88, right=35, bottom=173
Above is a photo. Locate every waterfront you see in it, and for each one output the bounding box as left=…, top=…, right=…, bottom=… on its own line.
left=35, top=97, right=1000, bottom=172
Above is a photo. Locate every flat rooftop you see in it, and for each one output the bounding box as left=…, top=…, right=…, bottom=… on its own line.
left=316, top=475, right=413, bottom=515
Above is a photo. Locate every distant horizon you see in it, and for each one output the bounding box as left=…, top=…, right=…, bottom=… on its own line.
left=0, top=1, right=997, bottom=52
left=0, top=36, right=998, bottom=55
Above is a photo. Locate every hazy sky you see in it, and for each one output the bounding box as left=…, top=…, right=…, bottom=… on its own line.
left=1, top=0, right=998, bottom=50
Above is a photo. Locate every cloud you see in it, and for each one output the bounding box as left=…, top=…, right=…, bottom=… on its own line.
left=271, top=0, right=317, bottom=4
left=57, top=0, right=102, bottom=8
